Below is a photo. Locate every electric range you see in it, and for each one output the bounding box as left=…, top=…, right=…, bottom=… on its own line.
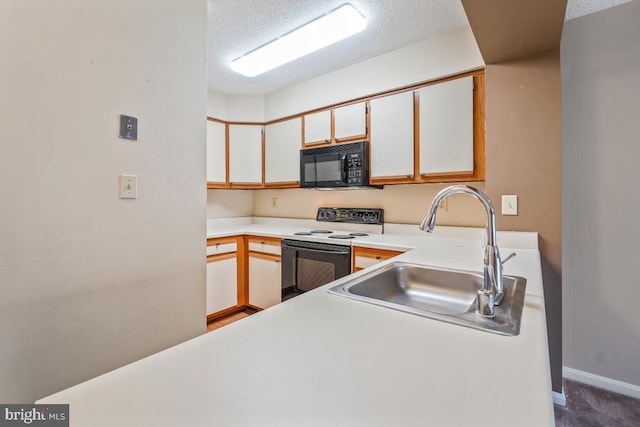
left=284, top=207, right=384, bottom=245
left=281, top=208, right=384, bottom=300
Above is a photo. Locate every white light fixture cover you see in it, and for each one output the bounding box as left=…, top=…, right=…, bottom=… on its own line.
left=230, top=4, right=367, bottom=77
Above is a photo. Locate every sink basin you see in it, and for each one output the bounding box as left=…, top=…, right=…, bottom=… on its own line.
left=328, top=261, right=527, bottom=336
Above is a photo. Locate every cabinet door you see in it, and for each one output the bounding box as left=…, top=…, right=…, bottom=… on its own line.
left=228, top=124, right=263, bottom=184
left=419, top=76, right=474, bottom=175
left=303, top=110, right=331, bottom=146
left=206, top=120, right=226, bottom=184
left=369, top=92, right=415, bottom=179
left=334, top=102, right=367, bottom=142
left=206, top=255, right=238, bottom=315
left=249, top=255, right=281, bottom=309
left=264, top=118, right=301, bottom=184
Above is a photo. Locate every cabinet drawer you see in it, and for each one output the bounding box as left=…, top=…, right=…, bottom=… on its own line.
left=354, top=255, right=388, bottom=269
left=353, top=247, right=404, bottom=270
left=207, top=238, right=238, bottom=256
left=247, top=237, right=282, bottom=256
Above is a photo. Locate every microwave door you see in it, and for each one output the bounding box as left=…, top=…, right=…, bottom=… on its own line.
left=314, top=153, right=347, bottom=187
left=300, top=156, right=317, bottom=188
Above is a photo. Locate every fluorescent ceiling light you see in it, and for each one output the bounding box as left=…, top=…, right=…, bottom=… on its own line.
left=230, top=4, right=367, bottom=77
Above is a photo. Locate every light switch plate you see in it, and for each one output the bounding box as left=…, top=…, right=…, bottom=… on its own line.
left=502, top=195, right=518, bottom=216
left=120, top=174, right=138, bottom=199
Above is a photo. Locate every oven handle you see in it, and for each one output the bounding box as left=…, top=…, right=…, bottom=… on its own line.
left=282, top=241, right=350, bottom=255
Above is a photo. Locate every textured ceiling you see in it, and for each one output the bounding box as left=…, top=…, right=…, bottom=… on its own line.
left=207, top=0, right=635, bottom=95
left=207, top=0, right=469, bottom=95
left=564, top=0, right=635, bottom=19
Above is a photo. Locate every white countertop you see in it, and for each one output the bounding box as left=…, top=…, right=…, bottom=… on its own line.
left=38, top=219, right=553, bottom=426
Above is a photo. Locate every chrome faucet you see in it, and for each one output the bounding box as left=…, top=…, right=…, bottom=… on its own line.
left=419, top=185, right=504, bottom=317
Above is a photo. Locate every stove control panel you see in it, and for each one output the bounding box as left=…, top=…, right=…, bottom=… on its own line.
left=316, top=208, right=384, bottom=225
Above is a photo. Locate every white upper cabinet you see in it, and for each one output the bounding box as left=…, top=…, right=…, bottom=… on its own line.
left=228, top=124, right=263, bottom=184
left=369, top=92, right=415, bottom=179
left=206, top=120, right=226, bottom=183
left=303, top=110, right=331, bottom=145
left=334, top=102, right=367, bottom=142
left=419, top=76, right=474, bottom=175
left=264, top=118, right=301, bottom=184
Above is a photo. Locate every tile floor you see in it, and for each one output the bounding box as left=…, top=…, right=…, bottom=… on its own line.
left=208, top=312, right=640, bottom=426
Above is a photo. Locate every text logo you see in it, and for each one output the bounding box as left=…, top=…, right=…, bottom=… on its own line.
left=0, top=405, right=68, bottom=426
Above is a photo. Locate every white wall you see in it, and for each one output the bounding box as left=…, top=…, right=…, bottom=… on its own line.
left=0, top=0, right=207, bottom=403
left=562, top=1, right=640, bottom=389
left=206, top=91, right=265, bottom=122
left=207, top=90, right=227, bottom=118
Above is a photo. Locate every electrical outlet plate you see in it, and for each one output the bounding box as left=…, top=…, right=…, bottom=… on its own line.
left=119, top=115, right=138, bottom=140
left=120, top=174, right=138, bottom=199
left=502, top=195, right=518, bottom=216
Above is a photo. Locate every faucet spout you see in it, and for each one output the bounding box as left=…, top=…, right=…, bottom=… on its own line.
left=419, top=185, right=504, bottom=317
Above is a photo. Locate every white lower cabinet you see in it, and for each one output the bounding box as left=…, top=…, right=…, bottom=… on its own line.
left=206, top=255, right=238, bottom=315
left=248, top=255, right=281, bottom=309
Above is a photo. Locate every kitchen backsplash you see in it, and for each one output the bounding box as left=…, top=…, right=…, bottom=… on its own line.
left=208, top=183, right=486, bottom=227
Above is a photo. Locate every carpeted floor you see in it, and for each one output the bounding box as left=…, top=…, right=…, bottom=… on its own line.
left=554, top=378, right=640, bottom=426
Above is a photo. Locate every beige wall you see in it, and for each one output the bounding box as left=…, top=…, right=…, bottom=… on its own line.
left=484, top=49, right=563, bottom=391
left=208, top=190, right=254, bottom=218
left=252, top=183, right=486, bottom=226
left=0, top=0, right=207, bottom=402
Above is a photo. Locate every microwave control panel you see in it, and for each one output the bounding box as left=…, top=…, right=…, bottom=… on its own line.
left=316, top=207, right=384, bottom=225
left=346, top=152, right=364, bottom=185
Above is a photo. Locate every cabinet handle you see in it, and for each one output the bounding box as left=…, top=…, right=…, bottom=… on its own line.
left=335, top=138, right=340, bottom=143
left=215, top=242, right=220, bottom=247
left=260, top=241, right=265, bottom=245
left=406, top=174, right=413, bottom=178
left=375, top=255, right=381, bottom=260
left=324, top=139, right=330, bottom=143
left=274, top=259, right=281, bottom=263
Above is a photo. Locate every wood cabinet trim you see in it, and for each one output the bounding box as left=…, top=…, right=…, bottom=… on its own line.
left=207, top=182, right=227, bottom=189
left=207, top=236, right=239, bottom=246
left=261, top=127, right=266, bottom=186
left=207, top=252, right=236, bottom=263
left=263, top=181, right=300, bottom=189
left=352, top=246, right=405, bottom=258
left=351, top=246, right=404, bottom=272
left=225, top=123, right=230, bottom=186
left=246, top=236, right=282, bottom=247
left=228, top=182, right=263, bottom=189
left=237, top=236, right=248, bottom=306
left=248, top=251, right=281, bottom=262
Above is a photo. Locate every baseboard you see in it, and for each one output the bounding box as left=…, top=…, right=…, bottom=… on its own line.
left=552, top=388, right=566, bottom=406
left=563, top=366, right=640, bottom=400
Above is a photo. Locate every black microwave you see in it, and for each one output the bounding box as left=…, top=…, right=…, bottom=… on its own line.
left=300, top=141, right=378, bottom=189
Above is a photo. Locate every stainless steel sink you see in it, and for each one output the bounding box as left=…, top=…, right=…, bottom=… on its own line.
left=328, top=261, right=527, bottom=336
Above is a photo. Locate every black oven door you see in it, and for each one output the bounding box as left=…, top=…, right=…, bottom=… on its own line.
left=300, top=152, right=347, bottom=188
left=281, top=239, right=351, bottom=296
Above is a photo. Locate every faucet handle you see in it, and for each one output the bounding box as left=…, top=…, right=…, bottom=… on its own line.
left=501, top=251, right=516, bottom=266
